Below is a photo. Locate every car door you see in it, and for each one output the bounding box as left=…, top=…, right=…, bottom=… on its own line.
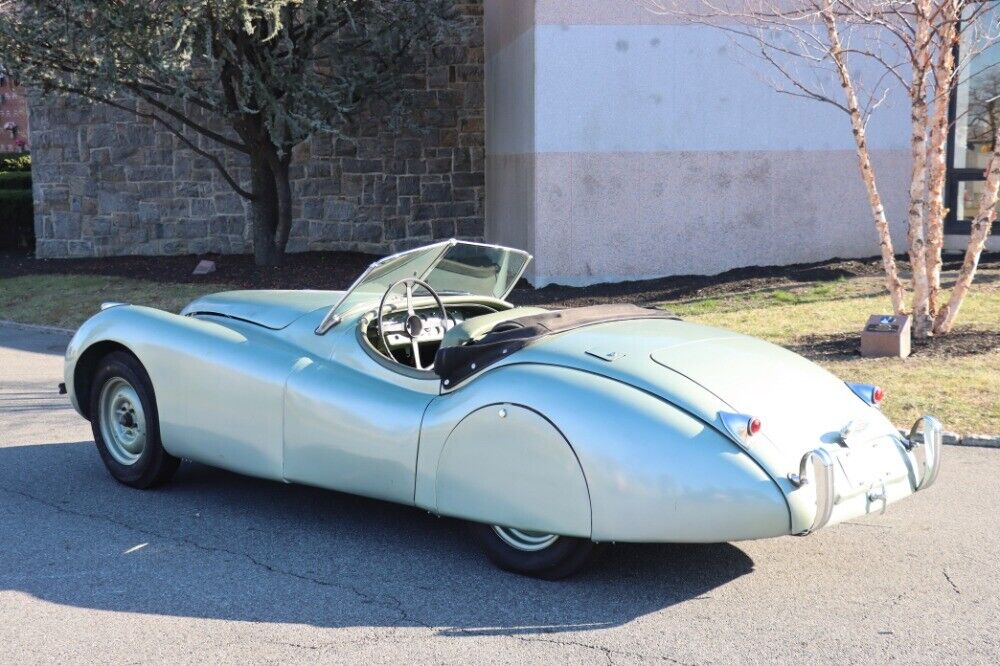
left=281, top=324, right=439, bottom=505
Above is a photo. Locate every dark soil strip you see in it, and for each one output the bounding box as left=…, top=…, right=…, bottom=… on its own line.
left=787, top=327, right=1000, bottom=362
left=0, top=250, right=377, bottom=292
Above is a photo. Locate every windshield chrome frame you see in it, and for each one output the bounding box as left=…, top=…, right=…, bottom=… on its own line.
left=314, top=238, right=532, bottom=335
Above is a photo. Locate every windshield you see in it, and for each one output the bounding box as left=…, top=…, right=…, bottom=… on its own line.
left=316, top=240, right=531, bottom=332
left=425, top=243, right=529, bottom=300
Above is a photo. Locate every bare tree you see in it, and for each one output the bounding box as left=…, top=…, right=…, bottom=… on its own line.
left=937, top=123, right=1000, bottom=331
left=651, top=0, right=999, bottom=337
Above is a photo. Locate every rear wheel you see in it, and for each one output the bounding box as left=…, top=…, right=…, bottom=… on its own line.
left=89, top=351, right=179, bottom=489
left=468, top=522, right=605, bottom=579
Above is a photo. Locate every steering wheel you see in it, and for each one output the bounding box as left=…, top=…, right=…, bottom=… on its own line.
left=377, top=278, right=448, bottom=370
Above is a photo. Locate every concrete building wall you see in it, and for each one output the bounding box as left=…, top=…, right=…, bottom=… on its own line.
left=485, top=0, right=916, bottom=286
left=29, top=1, right=485, bottom=259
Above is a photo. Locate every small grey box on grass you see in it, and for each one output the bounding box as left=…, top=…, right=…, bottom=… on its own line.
left=861, top=314, right=910, bottom=358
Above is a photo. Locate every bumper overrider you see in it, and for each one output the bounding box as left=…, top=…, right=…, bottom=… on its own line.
left=787, top=416, right=943, bottom=535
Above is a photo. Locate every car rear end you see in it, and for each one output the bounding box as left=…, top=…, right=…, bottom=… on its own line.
left=783, top=415, right=942, bottom=535
left=647, top=333, right=944, bottom=536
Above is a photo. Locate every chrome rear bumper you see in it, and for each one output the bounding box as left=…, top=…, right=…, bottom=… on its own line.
left=788, top=415, right=942, bottom=535
left=907, top=415, right=943, bottom=491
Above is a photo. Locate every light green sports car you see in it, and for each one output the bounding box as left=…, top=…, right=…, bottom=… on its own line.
left=63, top=240, right=942, bottom=578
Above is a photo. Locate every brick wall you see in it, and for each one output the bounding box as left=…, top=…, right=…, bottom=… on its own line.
left=29, top=1, right=485, bottom=259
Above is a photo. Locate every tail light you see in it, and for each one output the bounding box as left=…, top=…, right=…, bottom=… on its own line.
left=720, top=411, right=763, bottom=446
left=847, top=382, right=884, bottom=408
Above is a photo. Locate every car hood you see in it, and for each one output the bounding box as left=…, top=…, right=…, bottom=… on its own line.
left=182, top=290, right=343, bottom=330
left=507, top=318, right=897, bottom=462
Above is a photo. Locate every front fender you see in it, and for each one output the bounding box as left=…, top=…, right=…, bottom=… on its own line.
left=64, top=305, right=294, bottom=480
left=417, top=363, right=791, bottom=543
left=64, top=306, right=160, bottom=416
left=65, top=305, right=246, bottom=413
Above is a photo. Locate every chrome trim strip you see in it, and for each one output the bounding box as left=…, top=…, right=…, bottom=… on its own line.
left=100, top=302, right=129, bottom=311
left=788, top=448, right=835, bottom=535
left=909, top=415, right=943, bottom=491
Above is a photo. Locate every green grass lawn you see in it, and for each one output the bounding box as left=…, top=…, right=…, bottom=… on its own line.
left=667, top=271, right=1000, bottom=435
left=1, top=268, right=997, bottom=433
left=0, top=275, right=228, bottom=330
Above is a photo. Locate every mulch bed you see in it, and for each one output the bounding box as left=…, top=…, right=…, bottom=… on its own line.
left=513, top=257, right=892, bottom=308
left=0, top=249, right=378, bottom=291
left=786, top=328, right=1000, bottom=362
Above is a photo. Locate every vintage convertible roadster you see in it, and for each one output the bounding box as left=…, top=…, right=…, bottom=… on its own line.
left=64, top=240, right=942, bottom=578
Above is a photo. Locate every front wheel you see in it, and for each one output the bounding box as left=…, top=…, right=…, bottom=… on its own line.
left=468, top=523, right=605, bottom=579
left=89, top=351, right=179, bottom=489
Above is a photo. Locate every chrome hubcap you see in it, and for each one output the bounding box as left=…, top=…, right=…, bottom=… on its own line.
left=98, top=378, right=147, bottom=465
left=492, top=526, right=559, bottom=552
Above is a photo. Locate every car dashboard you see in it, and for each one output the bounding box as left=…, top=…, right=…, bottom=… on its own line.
left=364, top=303, right=499, bottom=368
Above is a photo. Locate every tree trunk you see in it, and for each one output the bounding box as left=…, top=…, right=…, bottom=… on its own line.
left=925, top=5, right=957, bottom=319
left=908, top=94, right=932, bottom=336
left=250, top=155, right=280, bottom=266
left=270, top=154, right=294, bottom=255
left=933, top=126, right=1000, bottom=334
left=821, top=1, right=906, bottom=314
left=907, top=0, right=932, bottom=337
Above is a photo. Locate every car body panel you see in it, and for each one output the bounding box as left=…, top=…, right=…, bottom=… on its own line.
left=282, top=319, right=439, bottom=504
left=67, top=306, right=296, bottom=479
left=183, top=290, right=342, bottom=329
left=433, top=404, right=592, bottom=538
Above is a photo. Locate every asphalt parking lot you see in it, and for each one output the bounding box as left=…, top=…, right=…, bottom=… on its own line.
left=1, top=322, right=998, bottom=664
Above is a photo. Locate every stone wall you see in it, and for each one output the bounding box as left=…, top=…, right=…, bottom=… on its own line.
left=29, top=2, right=485, bottom=259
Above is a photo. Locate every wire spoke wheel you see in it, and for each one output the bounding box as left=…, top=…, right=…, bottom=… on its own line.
left=491, top=526, right=560, bottom=552
left=98, top=377, right=147, bottom=465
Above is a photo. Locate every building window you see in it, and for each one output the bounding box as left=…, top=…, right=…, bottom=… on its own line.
left=947, top=4, right=1000, bottom=235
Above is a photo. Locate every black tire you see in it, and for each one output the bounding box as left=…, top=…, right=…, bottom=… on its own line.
left=468, top=522, right=606, bottom=579
left=88, top=351, right=179, bottom=489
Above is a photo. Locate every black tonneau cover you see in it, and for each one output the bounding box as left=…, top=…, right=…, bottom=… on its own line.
left=434, top=304, right=679, bottom=386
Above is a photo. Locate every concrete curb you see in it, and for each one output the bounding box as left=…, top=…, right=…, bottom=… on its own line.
left=960, top=434, right=1000, bottom=448
left=0, top=319, right=76, bottom=335
left=899, top=429, right=1000, bottom=449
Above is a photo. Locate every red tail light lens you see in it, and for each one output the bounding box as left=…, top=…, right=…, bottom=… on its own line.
left=872, top=386, right=885, bottom=405
left=747, top=417, right=762, bottom=436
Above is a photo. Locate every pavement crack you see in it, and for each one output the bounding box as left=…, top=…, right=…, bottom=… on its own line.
left=382, top=591, right=433, bottom=629
left=943, top=568, right=961, bottom=594
left=0, top=484, right=383, bottom=604
left=514, top=636, right=614, bottom=664
left=513, top=635, right=694, bottom=665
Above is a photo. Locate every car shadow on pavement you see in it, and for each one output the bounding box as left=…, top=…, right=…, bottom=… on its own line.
left=0, top=441, right=754, bottom=635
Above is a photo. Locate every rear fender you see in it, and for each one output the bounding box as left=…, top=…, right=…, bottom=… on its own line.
left=417, top=363, right=791, bottom=542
